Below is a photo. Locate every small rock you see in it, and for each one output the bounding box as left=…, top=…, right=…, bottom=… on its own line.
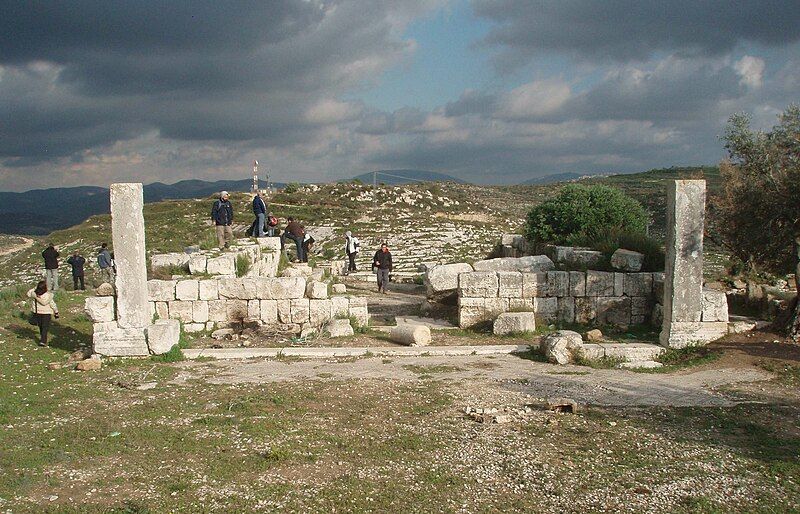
left=326, top=318, right=354, bottom=338
left=211, top=328, right=234, bottom=340
left=540, top=330, right=583, bottom=365
left=390, top=324, right=431, bottom=347
left=135, top=382, right=157, bottom=390
left=95, top=283, right=114, bottom=296
left=732, top=278, right=746, bottom=289
left=331, top=283, right=347, bottom=294
left=584, top=329, right=603, bottom=342
left=547, top=397, right=579, bottom=414
left=47, top=362, right=62, bottom=370
left=617, top=360, right=663, bottom=369
left=76, top=357, right=102, bottom=371
left=610, top=249, right=644, bottom=272
left=492, top=414, right=513, bottom=424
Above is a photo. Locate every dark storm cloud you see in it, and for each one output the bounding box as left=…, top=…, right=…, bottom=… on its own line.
left=473, top=0, right=800, bottom=65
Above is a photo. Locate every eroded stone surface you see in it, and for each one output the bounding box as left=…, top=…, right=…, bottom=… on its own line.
left=110, top=183, right=150, bottom=329
left=493, top=312, right=536, bottom=335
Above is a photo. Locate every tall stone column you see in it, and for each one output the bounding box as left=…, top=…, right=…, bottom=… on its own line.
left=111, top=183, right=150, bottom=329
left=660, top=180, right=708, bottom=347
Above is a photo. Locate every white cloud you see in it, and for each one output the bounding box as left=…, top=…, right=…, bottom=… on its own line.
left=734, top=55, right=766, bottom=89
left=496, top=79, right=571, bottom=120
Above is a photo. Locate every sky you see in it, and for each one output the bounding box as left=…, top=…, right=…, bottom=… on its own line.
left=0, top=0, right=798, bottom=191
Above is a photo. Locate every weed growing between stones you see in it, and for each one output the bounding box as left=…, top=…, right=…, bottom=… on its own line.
left=235, top=254, right=251, bottom=277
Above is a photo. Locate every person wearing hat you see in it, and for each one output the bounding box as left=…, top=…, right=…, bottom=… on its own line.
left=211, top=191, right=234, bottom=249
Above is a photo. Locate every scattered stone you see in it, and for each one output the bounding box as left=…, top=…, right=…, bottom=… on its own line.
left=76, top=356, right=102, bottom=371
left=584, top=329, right=603, bottom=342
left=47, top=362, right=61, bottom=370
left=547, top=397, right=579, bottom=414
left=211, top=328, right=234, bottom=340
left=95, top=282, right=114, bottom=296
left=732, top=278, right=747, bottom=289
left=617, top=360, right=663, bottom=369
left=145, top=319, right=181, bottom=355
left=493, top=312, right=536, bottom=335
left=67, top=348, right=92, bottom=364
left=331, top=283, right=347, bottom=294
left=326, top=318, right=354, bottom=338
left=135, top=382, right=157, bottom=390
left=540, top=330, right=583, bottom=365
left=390, top=324, right=431, bottom=347
left=85, top=296, right=115, bottom=322
left=610, top=249, right=644, bottom=272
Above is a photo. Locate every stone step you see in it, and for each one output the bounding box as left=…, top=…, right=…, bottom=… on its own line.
left=580, top=343, right=665, bottom=362
left=183, top=344, right=530, bottom=360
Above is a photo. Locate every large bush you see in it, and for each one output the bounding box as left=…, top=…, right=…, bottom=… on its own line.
left=525, top=184, right=649, bottom=247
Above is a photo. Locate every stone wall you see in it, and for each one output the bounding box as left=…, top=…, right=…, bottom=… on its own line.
left=150, top=237, right=281, bottom=278
left=457, top=269, right=663, bottom=329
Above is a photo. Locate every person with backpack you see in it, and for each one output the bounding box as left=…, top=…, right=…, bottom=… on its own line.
left=344, top=231, right=360, bottom=274
left=28, top=280, right=59, bottom=347
left=97, top=243, right=114, bottom=285
left=372, top=242, right=392, bottom=294
left=41, top=243, right=60, bottom=291
left=211, top=191, right=234, bottom=249
left=266, top=212, right=278, bottom=237
left=66, top=250, right=86, bottom=291
left=252, top=192, right=268, bottom=237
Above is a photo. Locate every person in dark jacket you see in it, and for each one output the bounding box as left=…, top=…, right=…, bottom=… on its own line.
left=283, top=217, right=305, bottom=262
left=66, top=251, right=86, bottom=290
left=41, top=243, right=60, bottom=291
left=252, top=192, right=268, bottom=237
left=211, top=191, right=234, bottom=249
left=372, top=243, right=392, bottom=294
left=97, top=243, right=114, bottom=285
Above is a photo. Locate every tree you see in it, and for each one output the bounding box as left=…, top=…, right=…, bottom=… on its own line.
left=715, top=104, right=800, bottom=340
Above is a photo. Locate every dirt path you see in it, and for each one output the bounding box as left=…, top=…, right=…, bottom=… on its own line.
left=0, top=236, right=34, bottom=256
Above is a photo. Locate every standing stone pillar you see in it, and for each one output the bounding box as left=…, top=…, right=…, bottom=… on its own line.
left=660, top=179, right=721, bottom=347
left=111, top=183, right=150, bottom=329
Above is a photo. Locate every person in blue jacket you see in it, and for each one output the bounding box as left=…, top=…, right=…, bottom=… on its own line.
left=252, top=192, right=268, bottom=237
left=211, top=191, right=234, bottom=249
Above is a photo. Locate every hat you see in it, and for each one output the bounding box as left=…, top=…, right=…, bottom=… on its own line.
left=220, top=191, right=229, bottom=197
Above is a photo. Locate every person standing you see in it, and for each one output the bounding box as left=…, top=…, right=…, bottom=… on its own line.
left=28, top=280, right=59, bottom=347
left=41, top=243, right=60, bottom=291
left=66, top=250, right=86, bottom=290
left=344, top=231, right=360, bottom=274
left=302, top=233, right=315, bottom=263
left=372, top=242, right=392, bottom=294
left=284, top=217, right=306, bottom=262
left=211, top=191, right=234, bottom=249
left=252, top=192, right=268, bottom=237
left=97, top=243, right=114, bottom=285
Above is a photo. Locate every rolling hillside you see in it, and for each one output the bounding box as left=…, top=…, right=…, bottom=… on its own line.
left=350, top=169, right=465, bottom=185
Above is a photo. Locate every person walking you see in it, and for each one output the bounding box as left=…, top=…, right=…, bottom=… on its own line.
left=211, top=191, right=234, bottom=249
left=284, top=217, right=306, bottom=262
left=28, top=280, right=59, bottom=347
left=344, top=231, right=360, bottom=274
left=66, top=250, right=86, bottom=290
left=372, top=242, right=392, bottom=294
left=97, top=243, right=114, bottom=285
left=252, top=192, right=268, bottom=237
left=302, top=233, right=315, bottom=263
left=41, top=243, right=60, bottom=291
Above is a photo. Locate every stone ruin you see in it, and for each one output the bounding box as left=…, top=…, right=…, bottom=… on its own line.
left=84, top=183, right=369, bottom=357
left=424, top=179, right=733, bottom=348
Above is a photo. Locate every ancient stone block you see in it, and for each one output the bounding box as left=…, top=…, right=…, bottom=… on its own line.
left=155, top=301, right=169, bottom=320
left=198, top=280, right=219, bottom=301
left=110, top=183, right=150, bottom=329
left=208, top=300, right=227, bottom=322
left=623, top=273, right=653, bottom=297
left=596, top=297, right=631, bottom=328
left=611, top=249, right=645, bottom=272
left=151, top=253, right=189, bottom=270
left=183, top=323, right=205, bottom=333
left=306, top=281, right=329, bottom=300
left=533, top=297, right=558, bottom=323
left=473, top=255, right=554, bottom=273
left=547, top=271, right=569, bottom=297
left=94, top=326, right=149, bottom=356
left=206, top=254, right=235, bottom=276
left=630, top=297, right=651, bottom=325
left=575, top=297, right=598, bottom=324
left=653, top=273, right=665, bottom=302
left=326, top=318, right=354, bottom=338
left=145, top=319, right=180, bottom=355
left=247, top=300, right=260, bottom=320
left=662, top=321, right=727, bottom=348
left=493, top=312, right=536, bottom=335
left=557, top=297, right=575, bottom=323
left=459, top=272, right=499, bottom=297
left=570, top=250, right=604, bottom=268
left=586, top=271, right=614, bottom=296
left=192, top=301, right=209, bottom=323
left=497, top=271, right=523, bottom=298
left=540, top=330, right=583, bottom=365
left=458, top=297, right=485, bottom=328
left=390, top=324, right=431, bottom=346
left=569, top=271, right=586, bottom=296
left=85, top=296, right=115, bottom=323
left=331, top=283, right=347, bottom=294
left=277, top=300, right=292, bottom=324
left=330, top=296, right=349, bottom=318
left=258, top=276, right=306, bottom=300
left=508, top=298, right=535, bottom=311
left=290, top=299, right=310, bottom=324
left=701, top=289, right=728, bottom=322
left=175, top=280, right=199, bottom=301
left=485, top=297, right=509, bottom=321
left=614, top=273, right=624, bottom=296
left=168, top=301, right=193, bottom=322
left=225, top=300, right=248, bottom=321
left=147, top=280, right=176, bottom=302
left=425, top=262, right=474, bottom=298
left=188, top=254, right=208, bottom=275
left=522, top=272, right=548, bottom=298
left=260, top=300, right=278, bottom=324
left=309, top=299, right=333, bottom=326
left=218, top=278, right=258, bottom=300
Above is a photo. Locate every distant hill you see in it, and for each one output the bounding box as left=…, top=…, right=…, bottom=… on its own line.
left=520, top=172, right=591, bottom=185
left=349, top=169, right=465, bottom=185
left=0, top=179, right=284, bottom=235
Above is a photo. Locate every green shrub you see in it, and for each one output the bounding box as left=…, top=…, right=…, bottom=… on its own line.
left=525, top=184, right=649, bottom=248
left=151, top=344, right=185, bottom=363
left=284, top=182, right=300, bottom=194
left=235, top=254, right=251, bottom=277
left=573, top=227, right=665, bottom=271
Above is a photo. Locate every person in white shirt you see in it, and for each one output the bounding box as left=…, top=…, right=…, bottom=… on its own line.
left=344, top=231, right=360, bottom=274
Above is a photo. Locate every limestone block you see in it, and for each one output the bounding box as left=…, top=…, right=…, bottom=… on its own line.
left=330, top=296, right=349, bottom=318
left=497, top=271, right=523, bottom=298
left=257, top=236, right=282, bottom=252
left=614, top=273, right=624, bottom=296
left=623, top=273, right=653, bottom=297
left=546, top=246, right=574, bottom=263
left=192, top=301, right=209, bottom=323
left=348, top=296, right=368, bottom=309
left=150, top=253, right=189, bottom=270
left=168, top=301, right=193, bottom=322
left=508, top=298, right=535, bottom=311
left=96, top=283, right=114, bottom=296
left=557, top=297, right=575, bottom=323
left=145, top=319, right=181, bottom=355
left=309, top=299, right=333, bottom=326
left=348, top=306, right=369, bottom=327
left=546, top=271, right=569, bottom=297
left=661, top=321, right=727, bottom=348
left=540, top=330, right=583, bottom=365
left=596, top=297, right=631, bottom=328
left=188, top=254, right=208, bottom=274
left=569, top=272, right=586, bottom=296
left=533, top=297, right=558, bottom=323
left=306, top=281, right=329, bottom=300
left=247, top=300, right=260, bottom=320
left=206, top=254, right=235, bottom=276
left=326, top=318, right=354, bottom=338
left=575, top=297, right=598, bottom=324
left=459, top=272, right=499, bottom=297
left=198, top=280, right=219, bottom=301
left=493, top=312, right=536, bottom=335
left=653, top=273, right=665, bottom=302
left=93, top=326, right=149, bottom=357
left=570, top=250, right=605, bottom=268
left=85, top=296, right=115, bottom=323
left=93, top=321, right=118, bottom=333
left=208, top=300, right=227, bottom=322
left=290, top=299, right=310, bottom=324
left=631, top=297, right=651, bottom=325
left=331, top=283, right=347, bottom=294
left=258, top=277, right=306, bottom=300
left=458, top=297, right=485, bottom=328
left=110, top=183, right=150, bottom=329
left=225, top=300, right=248, bottom=321
left=701, top=289, right=729, bottom=322
left=218, top=278, right=258, bottom=300
left=485, top=297, right=509, bottom=320
left=472, top=255, right=554, bottom=273
left=425, top=262, right=474, bottom=298
left=522, top=272, right=547, bottom=298
left=586, top=271, right=614, bottom=297
left=390, top=324, right=431, bottom=346
left=277, top=300, right=292, bottom=324
left=611, top=249, right=645, bottom=272
left=147, top=280, right=176, bottom=302
left=260, top=300, right=278, bottom=324
left=149, top=301, right=155, bottom=319
left=175, top=280, right=199, bottom=301
left=155, top=301, right=169, bottom=320
left=183, top=323, right=205, bottom=333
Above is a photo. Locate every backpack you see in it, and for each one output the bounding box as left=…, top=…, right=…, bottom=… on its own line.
left=267, top=215, right=278, bottom=227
